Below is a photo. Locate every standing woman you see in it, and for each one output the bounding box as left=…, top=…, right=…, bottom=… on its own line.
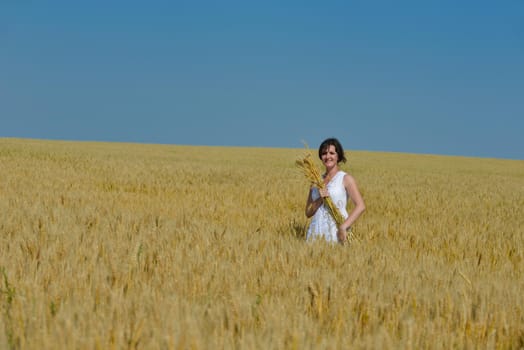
left=305, top=138, right=366, bottom=243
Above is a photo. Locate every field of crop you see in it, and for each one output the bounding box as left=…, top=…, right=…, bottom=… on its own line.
left=0, top=137, right=523, bottom=349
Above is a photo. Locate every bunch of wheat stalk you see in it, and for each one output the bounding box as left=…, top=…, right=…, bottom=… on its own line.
left=296, top=152, right=357, bottom=244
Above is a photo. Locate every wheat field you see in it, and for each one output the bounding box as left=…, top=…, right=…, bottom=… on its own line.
left=0, top=138, right=523, bottom=349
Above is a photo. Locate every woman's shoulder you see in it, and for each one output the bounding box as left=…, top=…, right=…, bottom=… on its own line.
left=336, top=170, right=350, bottom=184
left=337, top=170, right=348, bottom=178
left=342, top=172, right=358, bottom=186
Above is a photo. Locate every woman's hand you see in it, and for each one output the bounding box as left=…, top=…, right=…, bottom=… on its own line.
left=319, top=188, right=329, bottom=198
left=337, top=226, right=348, bottom=244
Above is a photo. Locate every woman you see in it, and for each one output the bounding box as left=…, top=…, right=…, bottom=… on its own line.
left=305, top=138, right=366, bottom=243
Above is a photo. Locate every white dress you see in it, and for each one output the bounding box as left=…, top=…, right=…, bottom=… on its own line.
left=306, top=171, right=349, bottom=242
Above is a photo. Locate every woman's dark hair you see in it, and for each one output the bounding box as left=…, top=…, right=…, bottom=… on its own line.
left=318, top=138, right=347, bottom=163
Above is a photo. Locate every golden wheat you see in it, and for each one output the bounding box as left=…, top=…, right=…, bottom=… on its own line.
left=0, top=138, right=523, bottom=349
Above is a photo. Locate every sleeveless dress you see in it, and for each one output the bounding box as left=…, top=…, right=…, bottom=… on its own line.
left=306, top=171, right=349, bottom=243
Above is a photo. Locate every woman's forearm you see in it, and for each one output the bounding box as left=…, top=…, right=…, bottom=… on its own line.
left=306, top=197, right=323, bottom=217
left=340, top=203, right=366, bottom=230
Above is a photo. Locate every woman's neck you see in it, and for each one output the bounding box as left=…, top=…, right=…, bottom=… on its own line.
left=324, top=165, right=339, bottom=178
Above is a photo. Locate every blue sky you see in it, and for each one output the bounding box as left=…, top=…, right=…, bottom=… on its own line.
left=2, top=1, right=523, bottom=159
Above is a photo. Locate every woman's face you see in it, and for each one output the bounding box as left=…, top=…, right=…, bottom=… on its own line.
left=320, top=145, right=338, bottom=168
